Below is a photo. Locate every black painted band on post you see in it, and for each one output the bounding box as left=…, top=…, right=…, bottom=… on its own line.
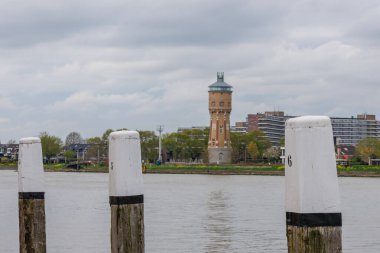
left=286, top=212, right=342, bottom=227
left=109, top=195, right=144, bottom=205
left=18, top=192, right=45, bottom=200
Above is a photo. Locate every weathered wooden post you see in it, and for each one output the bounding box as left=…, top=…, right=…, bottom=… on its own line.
left=285, top=116, right=342, bottom=253
left=18, top=137, right=46, bottom=253
left=109, top=131, right=144, bottom=253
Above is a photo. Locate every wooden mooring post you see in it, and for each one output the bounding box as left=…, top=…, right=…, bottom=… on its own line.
left=18, top=137, right=46, bottom=253
left=285, top=116, right=342, bottom=253
left=109, top=131, right=144, bottom=253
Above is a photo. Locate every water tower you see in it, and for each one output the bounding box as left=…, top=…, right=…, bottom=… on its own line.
left=208, top=72, right=233, bottom=164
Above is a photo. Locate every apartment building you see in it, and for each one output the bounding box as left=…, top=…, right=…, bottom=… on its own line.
left=331, top=114, right=380, bottom=145
left=246, top=111, right=292, bottom=147
left=242, top=112, right=380, bottom=147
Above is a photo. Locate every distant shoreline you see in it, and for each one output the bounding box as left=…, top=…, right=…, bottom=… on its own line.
left=2, top=165, right=380, bottom=177
left=145, top=168, right=380, bottom=177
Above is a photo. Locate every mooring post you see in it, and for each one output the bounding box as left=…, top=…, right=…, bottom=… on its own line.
left=285, top=116, right=342, bottom=253
left=18, top=137, right=46, bottom=253
left=109, top=131, right=144, bottom=253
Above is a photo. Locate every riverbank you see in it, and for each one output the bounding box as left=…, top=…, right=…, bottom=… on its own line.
left=1, top=164, right=380, bottom=177
left=146, top=165, right=380, bottom=177
left=0, top=164, right=108, bottom=173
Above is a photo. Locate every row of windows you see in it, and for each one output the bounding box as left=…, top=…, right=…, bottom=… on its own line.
left=209, top=87, right=232, bottom=92
left=210, top=101, right=231, bottom=107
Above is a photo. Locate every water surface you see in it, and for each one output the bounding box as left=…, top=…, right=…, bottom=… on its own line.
left=0, top=171, right=379, bottom=252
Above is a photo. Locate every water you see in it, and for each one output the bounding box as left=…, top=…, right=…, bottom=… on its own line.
left=1, top=171, right=380, bottom=252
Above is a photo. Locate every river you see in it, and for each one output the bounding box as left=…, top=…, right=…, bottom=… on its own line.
left=0, top=171, right=379, bottom=252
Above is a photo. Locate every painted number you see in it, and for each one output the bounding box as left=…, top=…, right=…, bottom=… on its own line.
left=287, top=155, right=293, bottom=167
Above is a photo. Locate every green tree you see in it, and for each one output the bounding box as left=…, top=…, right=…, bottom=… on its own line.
left=139, top=130, right=158, bottom=163
left=247, top=130, right=271, bottom=155
left=231, top=130, right=271, bottom=163
left=179, top=129, right=208, bottom=161
left=231, top=132, right=246, bottom=162
left=39, top=132, right=62, bottom=162
left=85, top=130, right=114, bottom=163
left=86, top=137, right=102, bottom=163
left=63, top=150, right=76, bottom=163
left=279, top=137, right=285, bottom=147
left=87, top=137, right=102, bottom=144
left=356, top=137, right=380, bottom=164
left=102, top=129, right=114, bottom=143
left=100, top=129, right=114, bottom=160
left=162, top=128, right=208, bottom=162
left=162, top=132, right=180, bottom=160
left=247, top=141, right=260, bottom=160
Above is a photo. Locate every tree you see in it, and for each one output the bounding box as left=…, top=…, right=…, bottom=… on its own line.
left=246, top=130, right=271, bottom=155
left=139, top=130, right=158, bottom=163
left=63, top=150, right=76, bottom=163
left=87, top=137, right=102, bottom=144
left=247, top=141, right=260, bottom=160
left=39, top=132, right=62, bottom=162
left=86, top=137, right=102, bottom=163
left=356, top=137, right=380, bottom=164
left=85, top=129, right=114, bottom=163
left=279, top=137, right=285, bottom=147
left=162, top=128, right=209, bottom=162
left=231, top=132, right=246, bottom=162
left=102, top=129, right=114, bottom=143
left=178, top=129, right=208, bottom=161
left=162, top=132, right=181, bottom=160
left=65, top=132, right=83, bottom=145
left=231, top=130, right=271, bottom=163
left=263, top=147, right=281, bottom=162
left=100, top=129, right=113, bottom=161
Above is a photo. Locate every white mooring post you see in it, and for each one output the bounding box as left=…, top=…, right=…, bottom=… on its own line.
left=285, top=116, right=342, bottom=253
left=109, top=131, right=144, bottom=253
left=18, top=137, right=46, bottom=253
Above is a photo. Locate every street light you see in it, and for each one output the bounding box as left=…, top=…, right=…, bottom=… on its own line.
left=157, top=125, right=164, bottom=164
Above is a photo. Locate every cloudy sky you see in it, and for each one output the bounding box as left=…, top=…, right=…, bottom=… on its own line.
left=0, top=0, right=379, bottom=142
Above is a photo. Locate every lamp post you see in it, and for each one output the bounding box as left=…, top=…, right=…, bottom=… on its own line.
left=156, top=125, right=164, bottom=164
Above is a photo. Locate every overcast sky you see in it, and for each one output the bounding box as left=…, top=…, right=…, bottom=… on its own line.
left=0, top=0, right=379, bottom=142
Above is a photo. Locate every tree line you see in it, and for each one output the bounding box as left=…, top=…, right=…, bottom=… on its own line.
left=354, top=137, right=380, bottom=164
left=35, top=128, right=282, bottom=164
left=13, top=129, right=380, bottom=165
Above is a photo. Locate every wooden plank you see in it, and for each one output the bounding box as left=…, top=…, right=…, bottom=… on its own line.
left=111, top=203, right=144, bottom=253
left=19, top=199, right=46, bottom=253
left=287, top=226, right=342, bottom=253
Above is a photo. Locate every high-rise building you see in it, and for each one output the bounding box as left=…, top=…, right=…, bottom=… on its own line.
left=331, top=114, right=380, bottom=145
left=244, top=112, right=380, bottom=147
left=246, top=111, right=292, bottom=147
left=208, top=72, right=233, bottom=164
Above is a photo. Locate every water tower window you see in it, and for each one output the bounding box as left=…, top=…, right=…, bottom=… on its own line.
left=211, top=101, right=215, bottom=106
left=219, top=102, right=224, bottom=107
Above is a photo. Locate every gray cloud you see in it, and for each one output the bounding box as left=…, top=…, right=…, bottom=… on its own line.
left=0, top=0, right=379, bottom=141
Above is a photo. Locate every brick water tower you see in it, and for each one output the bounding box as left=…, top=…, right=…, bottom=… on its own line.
left=208, top=72, right=232, bottom=164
